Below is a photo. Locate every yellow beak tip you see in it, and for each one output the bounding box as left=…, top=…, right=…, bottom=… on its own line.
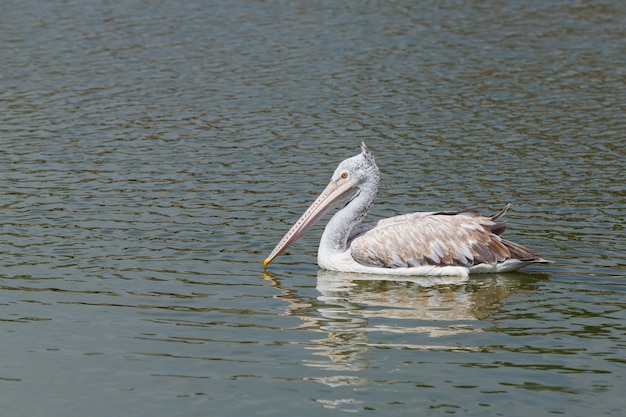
left=263, top=259, right=270, bottom=268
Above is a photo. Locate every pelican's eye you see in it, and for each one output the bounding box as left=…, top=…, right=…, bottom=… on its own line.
left=340, top=171, right=349, bottom=180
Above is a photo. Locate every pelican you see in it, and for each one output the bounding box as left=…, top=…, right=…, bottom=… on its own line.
left=264, top=143, right=550, bottom=277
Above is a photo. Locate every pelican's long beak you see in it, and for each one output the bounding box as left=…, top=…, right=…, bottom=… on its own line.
left=264, top=178, right=357, bottom=268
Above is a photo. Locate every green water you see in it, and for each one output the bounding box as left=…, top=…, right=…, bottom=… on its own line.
left=1, top=0, right=624, bottom=416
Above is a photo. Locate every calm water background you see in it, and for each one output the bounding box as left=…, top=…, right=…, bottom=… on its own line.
left=1, top=0, right=625, bottom=416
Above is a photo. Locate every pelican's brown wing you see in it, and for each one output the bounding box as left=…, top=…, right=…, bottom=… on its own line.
left=349, top=207, right=540, bottom=269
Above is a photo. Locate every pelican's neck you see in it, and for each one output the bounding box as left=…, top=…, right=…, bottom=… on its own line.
left=318, top=182, right=377, bottom=262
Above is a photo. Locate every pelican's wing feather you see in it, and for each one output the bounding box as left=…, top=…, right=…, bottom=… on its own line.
left=349, top=207, right=535, bottom=269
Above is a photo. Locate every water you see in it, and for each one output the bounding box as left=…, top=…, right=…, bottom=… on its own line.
left=1, top=0, right=625, bottom=416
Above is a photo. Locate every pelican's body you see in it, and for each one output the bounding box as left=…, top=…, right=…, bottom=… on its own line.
left=264, top=143, right=550, bottom=277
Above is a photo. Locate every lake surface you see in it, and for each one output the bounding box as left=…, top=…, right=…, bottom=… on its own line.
left=1, top=0, right=625, bottom=416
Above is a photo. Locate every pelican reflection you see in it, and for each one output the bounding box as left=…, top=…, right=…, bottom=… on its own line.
left=266, top=270, right=547, bottom=374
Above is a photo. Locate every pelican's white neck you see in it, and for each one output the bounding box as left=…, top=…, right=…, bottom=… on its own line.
left=317, top=181, right=377, bottom=267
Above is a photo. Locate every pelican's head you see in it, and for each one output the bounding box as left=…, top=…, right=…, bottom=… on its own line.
left=264, top=143, right=379, bottom=268
left=331, top=142, right=379, bottom=196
